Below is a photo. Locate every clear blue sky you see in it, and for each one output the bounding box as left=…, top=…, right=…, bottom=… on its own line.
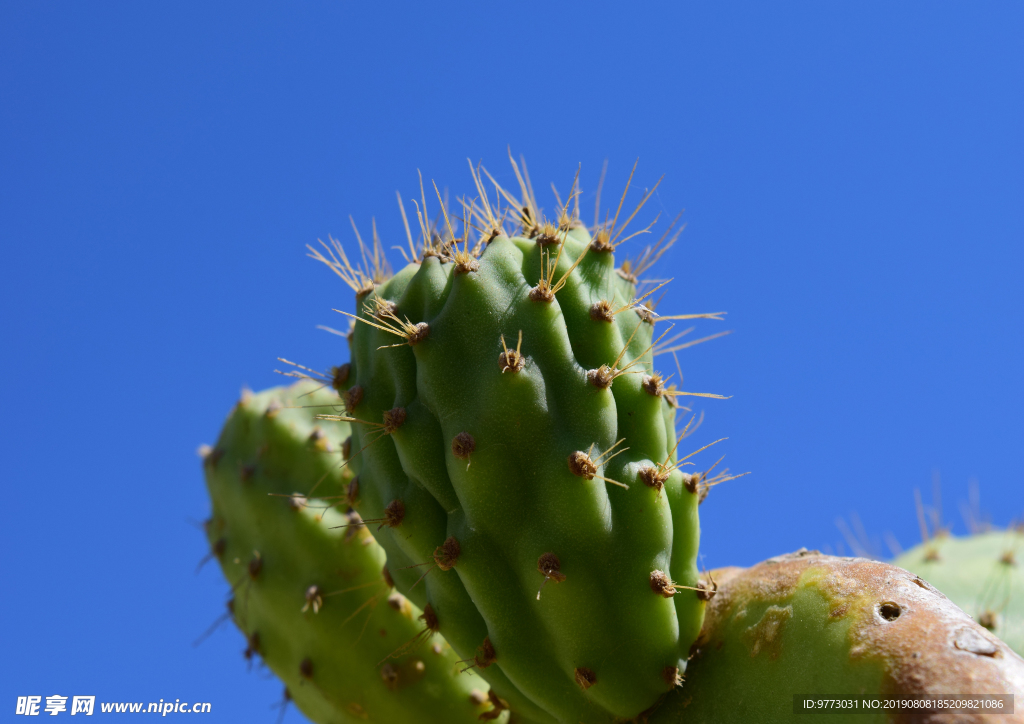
left=2, top=2, right=1021, bottom=720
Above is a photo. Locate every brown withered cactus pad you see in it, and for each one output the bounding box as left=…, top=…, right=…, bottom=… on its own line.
left=648, top=550, right=1024, bottom=724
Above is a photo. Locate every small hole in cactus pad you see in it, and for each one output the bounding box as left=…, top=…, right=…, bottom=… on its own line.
left=878, top=602, right=902, bottom=621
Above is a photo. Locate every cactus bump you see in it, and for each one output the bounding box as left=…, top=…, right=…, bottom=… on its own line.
left=203, top=381, right=506, bottom=723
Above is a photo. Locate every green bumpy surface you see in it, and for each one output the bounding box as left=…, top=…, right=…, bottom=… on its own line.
left=342, top=227, right=706, bottom=723
left=204, top=382, right=504, bottom=724
left=893, top=530, right=1024, bottom=656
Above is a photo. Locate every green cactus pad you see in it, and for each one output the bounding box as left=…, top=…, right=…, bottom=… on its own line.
left=328, top=166, right=723, bottom=723
left=649, top=551, right=1024, bottom=723
left=892, top=529, right=1024, bottom=657
left=203, top=381, right=506, bottom=724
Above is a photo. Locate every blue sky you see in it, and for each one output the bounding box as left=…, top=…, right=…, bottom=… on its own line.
left=2, top=2, right=1021, bottom=720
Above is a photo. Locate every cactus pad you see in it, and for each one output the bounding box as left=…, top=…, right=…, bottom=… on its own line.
left=321, top=163, right=729, bottom=723
left=203, top=381, right=506, bottom=723
left=893, top=529, right=1024, bottom=657
left=650, top=550, right=1024, bottom=723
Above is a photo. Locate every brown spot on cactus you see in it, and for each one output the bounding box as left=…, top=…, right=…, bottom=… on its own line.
left=537, top=552, right=567, bottom=599
left=461, top=637, right=497, bottom=672
left=387, top=592, right=404, bottom=611
left=696, top=575, right=718, bottom=602
left=264, top=400, right=282, bottom=418
left=469, top=690, right=487, bottom=706
left=248, top=552, right=262, bottom=579
left=642, top=373, right=665, bottom=397
left=638, top=464, right=669, bottom=491
left=590, top=229, right=615, bottom=252
left=979, top=610, right=999, bottom=630
left=420, top=603, right=439, bottom=632
left=204, top=447, right=224, bottom=469
left=567, top=441, right=628, bottom=488
left=743, top=604, right=792, bottom=659
left=650, top=570, right=677, bottom=598
left=342, top=436, right=352, bottom=460
left=528, top=284, right=554, bottom=302
left=451, top=432, right=475, bottom=459
left=381, top=499, right=404, bottom=530
left=498, top=331, right=525, bottom=372
left=406, top=322, right=430, bottom=345
left=589, top=299, right=614, bottom=322
left=303, top=585, right=323, bottom=614
left=453, top=256, right=479, bottom=275
left=307, top=426, right=329, bottom=451
left=568, top=450, right=597, bottom=479
left=479, top=691, right=509, bottom=721
left=345, top=476, right=359, bottom=506
left=684, top=472, right=701, bottom=495
left=371, top=298, right=397, bottom=321
left=382, top=407, right=407, bottom=434
left=344, top=385, right=363, bottom=412
left=382, top=565, right=394, bottom=589
left=244, top=631, right=261, bottom=661
left=574, top=667, right=597, bottom=690
left=587, top=365, right=614, bottom=389
left=330, top=363, right=350, bottom=391
left=535, top=222, right=561, bottom=246
left=380, top=663, right=399, bottom=689
left=661, top=665, right=682, bottom=688
left=212, top=537, right=226, bottom=558
left=433, top=536, right=461, bottom=571
left=239, top=463, right=256, bottom=483
left=1000, top=550, right=1017, bottom=566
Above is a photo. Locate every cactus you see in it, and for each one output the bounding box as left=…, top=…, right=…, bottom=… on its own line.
left=649, top=551, right=1024, bottom=723
left=892, top=529, right=1024, bottom=657
left=202, top=381, right=507, bottom=723
left=306, top=160, right=733, bottom=723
